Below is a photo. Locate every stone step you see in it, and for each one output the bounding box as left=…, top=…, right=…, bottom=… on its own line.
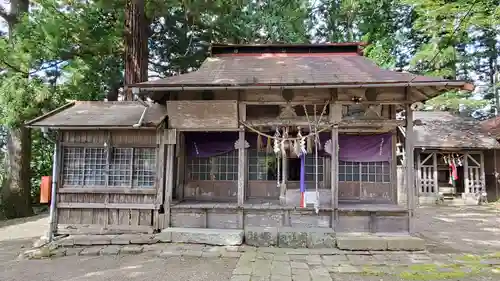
left=336, top=233, right=425, bottom=251
left=245, top=227, right=336, bottom=248
left=161, top=227, right=244, bottom=246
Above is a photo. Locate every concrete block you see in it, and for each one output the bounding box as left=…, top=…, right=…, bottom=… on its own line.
left=306, top=228, right=336, bottom=248
left=245, top=227, right=278, bottom=247
left=336, top=234, right=387, bottom=251
left=164, top=227, right=244, bottom=246
left=385, top=236, right=425, bottom=251
left=155, top=231, right=172, bottom=243
left=278, top=227, right=307, bottom=248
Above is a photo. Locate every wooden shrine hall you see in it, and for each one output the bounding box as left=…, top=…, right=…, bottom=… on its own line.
left=26, top=43, right=473, bottom=249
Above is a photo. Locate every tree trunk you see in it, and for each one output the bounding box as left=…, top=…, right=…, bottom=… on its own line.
left=124, top=0, right=149, bottom=101
left=1, top=127, right=33, bottom=218
left=0, top=0, right=33, bottom=219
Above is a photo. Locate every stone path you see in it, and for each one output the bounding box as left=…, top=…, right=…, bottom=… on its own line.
left=1, top=206, right=500, bottom=280
left=415, top=205, right=500, bottom=253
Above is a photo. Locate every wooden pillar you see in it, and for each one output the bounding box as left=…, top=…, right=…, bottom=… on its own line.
left=480, top=151, right=486, bottom=192
left=163, top=129, right=176, bottom=228
left=237, top=126, right=246, bottom=206
left=175, top=132, right=185, bottom=201
left=391, top=131, right=397, bottom=203
left=432, top=152, right=438, bottom=196
left=330, top=126, right=339, bottom=229
left=154, top=127, right=166, bottom=230
left=280, top=155, right=288, bottom=205
left=405, top=100, right=415, bottom=234
left=464, top=152, right=469, bottom=194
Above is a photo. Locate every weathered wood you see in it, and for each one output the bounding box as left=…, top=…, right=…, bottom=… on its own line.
left=164, top=128, right=177, bottom=144
left=154, top=127, right=166, bottom=229
left=61, top=142, right=156, bottom=148
left=57, top=203, right=156, bottom=209
left=237, top=127, right=246, bottom=205
left=330, top=103, right=342, bottom=123
left=238, top=103, right=247, bottom=121
left=57, top=224, right=153, bottom=235
left=245, top=118, right=404, bottom=128
left=280, top=155, right=287, bottom=205
left=464, top=152, right=469, bottom=194
left=480, top=151, right=486, bottom=193
left=58, top=187, right=156, bottom=194
left=331, top=126, right=339, bottom=230
left=175, top=132, right=185, bottom=201
left=433, top=152, right=438, bottom=196
left=405, top=99, right=415, bottom=234
left=166, top=100, right=238, bottom=129
left=163, top=143, right=175, bottom=227
left=391, top=131, right=397, bottom=203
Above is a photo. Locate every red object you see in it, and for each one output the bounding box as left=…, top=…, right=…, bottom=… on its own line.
left=40, top=176, right=52, bottom=203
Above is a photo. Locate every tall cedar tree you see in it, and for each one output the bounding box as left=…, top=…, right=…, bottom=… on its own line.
left=124, top=0, right=149, bottom=101
left=0, top=0, right=33, bottom=218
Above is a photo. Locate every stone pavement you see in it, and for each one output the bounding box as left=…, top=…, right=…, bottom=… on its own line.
left=415, top=205, right=500, bottom=253
left=1, top=205, right=500, bottom=280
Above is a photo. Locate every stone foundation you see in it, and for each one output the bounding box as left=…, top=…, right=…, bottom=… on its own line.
left=47, top=228, right=424, bottom=252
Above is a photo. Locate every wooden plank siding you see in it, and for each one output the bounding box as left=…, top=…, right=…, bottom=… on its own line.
left=56, top=129, right=163, bottom=235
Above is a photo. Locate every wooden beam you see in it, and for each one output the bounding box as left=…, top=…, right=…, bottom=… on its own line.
left=480, top=151, right=486, bottom=193
left=404, top=88, right=416, bottom=234
left=433, top=152, right=438, bottom=196
left=245, top=119, right=404, bottom=128
left=58, top=187, right=157, bottom=194
left=57, top=224, right=153, bottom=235
left=57, top=203, right=157, bottom=209
left=241, top=100, right=414, bottom=105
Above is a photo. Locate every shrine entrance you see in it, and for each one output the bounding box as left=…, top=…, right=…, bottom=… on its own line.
left=416, top=150, right=485, bottom=205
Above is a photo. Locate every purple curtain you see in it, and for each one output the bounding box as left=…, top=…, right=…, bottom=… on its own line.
left=186, top=131, right=392, bottom=162
left=185, top=132, right=238, bottom=158
left=323, top=132, right=392, bottom=162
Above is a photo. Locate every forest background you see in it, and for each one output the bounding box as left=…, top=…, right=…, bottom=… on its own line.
left=0, top=0, right=498, bottom=218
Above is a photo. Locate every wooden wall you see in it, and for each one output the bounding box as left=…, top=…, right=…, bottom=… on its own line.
left=483, top=149, right=500, bottom=202
left=56, top=129, right=161, bottom=235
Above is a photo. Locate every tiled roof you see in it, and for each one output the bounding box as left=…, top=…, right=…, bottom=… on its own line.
left=411, top=111, right=500, bottom=149
left=26, top=101, right=167, bottom=128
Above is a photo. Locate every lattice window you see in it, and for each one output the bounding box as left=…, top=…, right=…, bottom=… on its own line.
left=62, top=147, right=106, bottom=186
left=108, top=148, right=132, bottom=186
left=62, top=147, right=85, bottom=185
left=339, top=161, right=390, bottom=183
left=248, top=150, right=276, bottom=180
left=133, top=148, right=156, bottom=187
left=305, top=154, right=324, bottom=182
left=62, top=146, right=156, bottom=188
left=188, top=150, right=238, bottom=181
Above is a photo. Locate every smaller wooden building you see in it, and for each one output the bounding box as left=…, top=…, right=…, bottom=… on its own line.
left=26, top=101, right=168, bottom=234
left=397, top=111, right=500, bottom=205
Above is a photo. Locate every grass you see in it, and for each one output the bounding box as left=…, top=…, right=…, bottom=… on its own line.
left=356, top=253, right=500, bottom=280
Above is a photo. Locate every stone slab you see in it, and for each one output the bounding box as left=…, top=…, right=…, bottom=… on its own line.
left=336, top=234, right=388, bottom=251
left=306, top=228, right=336, bottom=248
left=385, top=236, right=425, bottom=251
left=164, top=227, right=244, bottom=246
left=155, top=231, right=172, bottom=243
left=245, top=227, right=278, bottom=247
left=278, top=227, right=307, bottom=248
